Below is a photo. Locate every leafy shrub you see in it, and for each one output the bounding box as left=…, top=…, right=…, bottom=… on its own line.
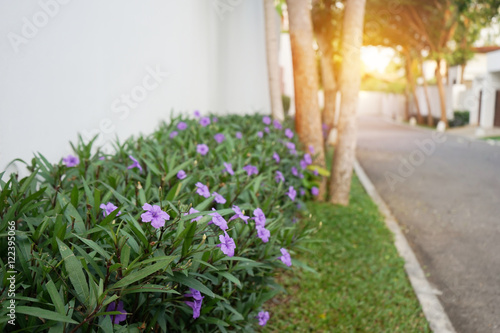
left=0, top=113, right=320, bottom=332
left=281, top=95, right=291, bottom=115
left=449, top=111, right=470, bottom=128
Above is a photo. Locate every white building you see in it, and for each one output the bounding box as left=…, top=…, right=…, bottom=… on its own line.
left=0, top=1, right=277, bottom=175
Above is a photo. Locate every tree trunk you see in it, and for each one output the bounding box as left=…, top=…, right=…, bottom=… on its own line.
left=435, top=59, right=448, bottom=127
left=317, top=35, right=337, bottom=135
left=329, top=0, right=366, bottom=206
left=404, top=82, right=410, bottom=122
left=287, top=0, right=327, bottom=200
left=460, top=64, right=466, bottom=84
left=419, top=55, right=433, bottom=127
left=263, top=0, right=285, bottom=122
left=404, top=50, right=423, bottom=124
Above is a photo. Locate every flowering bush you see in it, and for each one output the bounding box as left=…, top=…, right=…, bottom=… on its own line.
left=0, top=113, right=320, bottom=332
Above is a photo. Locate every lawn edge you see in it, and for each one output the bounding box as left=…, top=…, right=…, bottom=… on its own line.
left=353, top=159, right=456, bottom=333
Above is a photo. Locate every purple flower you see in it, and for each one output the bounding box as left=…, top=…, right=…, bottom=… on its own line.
left=304, top=153, right=312, bottom=165
left=106, top=301, right=127, bottom=324
left=291, top=167, right=299, bottom=177
left=229, top=205, right=250, bottom=223
left=253, top=208, right=266, bottom=227
left=235, top=132, right=243, bottom=139
left=200, top=117, right=211, bottom=127
left=99, top=156, right=106, bottom=161
left=264, top=127, right=270, bottom=133
left=177, top=170, right=187, bottom=180
left=273, top=119, right=282, bottom=130
left=141, top=203, right=170, bottom=229
left=184, top=208, right=202, bottom=222
left=99, top=202, right=121, bottom=217
left=170, top=131, right=178, bottom=139
left=300, top=189, right=306, bottom=196
left=257, top=131, right=264, bottom=138
left=299, top=173, right=304, bottom=179
left=275, top=171, right=285, bottom=183
left=195, top=182, right=211, bottom=198
left=209, top=209, right=228, bottom=230
left=212, top=116, right=219, bottom=123
left=263, top=116, right=271, bottom=125
left=243, top=165, right=258, bottom=176
left=212, top=192, right=227, bottom=204
left=290, top=149, right=297, bottom=155
left=257, top=311, right=270, bottom=326
left=218, top=231, right=236, bottom=257
left=256, top=226, right=271, bottom=243
left=185, top=288, right=204, bottom=319
left=286, top=142, right=295, bottom=150
left=194, top=110, right=201, bottom=118
left=214, top=133, right=225, bottom=143
left=279, top=248, right=292, bottom=266
left=309, top=145, right=315, bottom=154
left=63, top=155, right=79, bottom=167
left=223, top=162, right=234, bottom=175
left=300, top=159, right=307, bottom=170
left=197, top=144, right=209, bottom=156
left=313, top=169, right=319, bottom=176
left=273, top=152, right=280, bottom=163
left=286, top=186, right=296, bottom=201
left=273, top=119, right=283, bottom=130
left=127, top=155, right=143, bottom=172
left=177, top=122, right=188, bottom=130
left=311, top=186, right=319, bottom=196
left=285, top=128, right=294, bottom=139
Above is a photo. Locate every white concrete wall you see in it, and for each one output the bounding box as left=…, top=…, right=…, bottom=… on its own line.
left=357, top=91, right=406, bottom=120
left=0, top=0, right=271, bottom=175
left=479, top=72, right=500, bottom=128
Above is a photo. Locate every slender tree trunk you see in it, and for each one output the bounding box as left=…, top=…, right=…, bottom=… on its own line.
left=435, top=59, right=449, bottom=127
left=460, top=64, right=466, bottom=84
left=329, top=0, right=366, bottom=206
left=404, top=82, right=410, bottom=121
left=263, top=0, right=285, bottom=122
left=404, top=50, right=423, bottom=124
left=287, top=0, right=327, bottom=200
left=419, top=55, right=433, bottom=127
left=317, top=35, right=337, bottom=136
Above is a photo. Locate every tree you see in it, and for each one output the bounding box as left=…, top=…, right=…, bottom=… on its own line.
left=311, top=0, right=344, bottom=137
left=263, top=0, right=285, bottom=121
left=329, top=0, right=366, bottom=205
left=287, top=0, right=327, bottom=199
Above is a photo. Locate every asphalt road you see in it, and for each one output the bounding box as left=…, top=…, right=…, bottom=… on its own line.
left=356, top=115, right=500, bottom=333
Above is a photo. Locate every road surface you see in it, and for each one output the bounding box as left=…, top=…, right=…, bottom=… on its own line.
left=356, top=115, right=500, bottom=333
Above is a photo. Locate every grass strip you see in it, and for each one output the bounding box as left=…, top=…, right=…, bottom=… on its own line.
left=265, top=174, right=430, bottom=332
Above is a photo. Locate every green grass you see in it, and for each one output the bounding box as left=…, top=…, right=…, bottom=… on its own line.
left=264, top=175, right=430, bottom=332
left=482, top=136, right=500, bottom=141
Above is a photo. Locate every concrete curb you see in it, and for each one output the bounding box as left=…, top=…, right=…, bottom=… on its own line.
left=354, top=159, right=456, bottom=333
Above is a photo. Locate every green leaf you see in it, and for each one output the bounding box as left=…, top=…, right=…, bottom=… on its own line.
left=73, top=234, right=111, bottom=260
left=171, top=272, right=215, bottom=298
left=46, top=280, right=65, bottom=315
left=218, top=271, right=242, bottom=288
left=165, top=182, right=182, bottom=201
left=56, top=238, right=89, bottom=303
left=112, top=259, right=176, bottom=289
left=181, top=221, right=197, bottom=257
left=16, top=306, right=78, bottom=324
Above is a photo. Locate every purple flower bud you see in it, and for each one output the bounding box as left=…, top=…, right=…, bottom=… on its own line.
left=291, top=167, right=298, bottom=177
left=285, top=128, right=294, bottom=139
left=177, top=122, right=188, bottom=130
left=127, top=155, right=143, bottom=173
left=275, top=171, right=285, bottom=183
left=236, top=132, right=243, bottom=139
left=170, top=131, right=178, bottom=138
left=214, top=133, right=225, bottom=143
left=257, top=131, right=264, bottom=138
left=197, top=144, right=209, bottom=156
left=311, top=186, right=319, bottom=196
left=223, top=162, right=234, bottom=175
left=63, top=155, right=80, bottom=167
left=177, top=170, right=187, bottom=180
left=263, top=116, right=271, bottom=125
left=273, top=152, right=280, bottom=164
left=286, top=186, right=296, bottom=201
left=194, top=110, right=201, bottom=118
left=200, top=117, right=211, bottom=127
left=273, top=119, right=282, bottom=130
left=279, top=248, right=292, bottom=266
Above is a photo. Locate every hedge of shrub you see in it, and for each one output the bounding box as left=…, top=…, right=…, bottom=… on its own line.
left=0, top=113, right=321, bottom=332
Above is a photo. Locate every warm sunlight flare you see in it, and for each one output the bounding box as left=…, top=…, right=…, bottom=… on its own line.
left=361, top=46, right=394, bottom=74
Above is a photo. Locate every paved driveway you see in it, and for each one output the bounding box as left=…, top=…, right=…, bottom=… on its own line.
left=356, top=115, right=500, bottom=333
